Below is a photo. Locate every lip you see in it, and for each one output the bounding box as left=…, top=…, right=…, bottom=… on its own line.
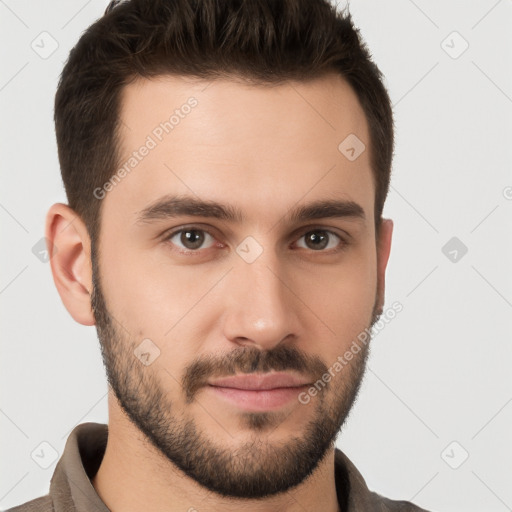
left=205, top=373, right=312, bottom=412
left=207, top=372, right=312, bottom=391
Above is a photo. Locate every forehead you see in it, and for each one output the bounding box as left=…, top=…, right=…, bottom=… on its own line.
left=105, top=73, right=374, bottom=229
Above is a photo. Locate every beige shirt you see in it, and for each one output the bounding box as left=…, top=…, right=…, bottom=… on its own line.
left=6, top=422, right=429, bottom=512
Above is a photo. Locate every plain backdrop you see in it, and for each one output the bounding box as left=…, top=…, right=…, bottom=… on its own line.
left=1, top=1, right=511, bottom=511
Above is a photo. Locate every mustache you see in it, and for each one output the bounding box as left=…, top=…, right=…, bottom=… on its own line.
left=182, top=345, right=328, bottom=403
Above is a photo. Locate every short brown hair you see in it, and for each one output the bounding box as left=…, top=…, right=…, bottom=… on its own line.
left=55, top=0, right=394, bottom=244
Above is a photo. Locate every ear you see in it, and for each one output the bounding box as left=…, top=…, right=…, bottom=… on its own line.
left=45, top=203, right=95, bottom=326
left=375, top=218, right=393, bottom=315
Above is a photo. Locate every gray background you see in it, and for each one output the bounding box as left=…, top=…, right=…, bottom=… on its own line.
left=1, top=1, right=511, bottom=510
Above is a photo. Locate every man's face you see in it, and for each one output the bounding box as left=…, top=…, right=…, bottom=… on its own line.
left=91, top=74, right=382, bottom=498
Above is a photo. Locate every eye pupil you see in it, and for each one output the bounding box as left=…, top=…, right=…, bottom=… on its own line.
left=181, top=230, right=204, bottom=249
left=305, top=231, right=328, bottom=250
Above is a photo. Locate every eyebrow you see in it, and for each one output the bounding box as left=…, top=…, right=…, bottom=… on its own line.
left=135, top=195, right=366, bottom=226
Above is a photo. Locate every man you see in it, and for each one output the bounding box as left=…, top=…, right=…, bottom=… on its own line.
left=7, top=0, right=430, bottom=510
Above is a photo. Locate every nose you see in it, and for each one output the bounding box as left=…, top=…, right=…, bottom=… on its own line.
left=221, top=253, right=301, bottom=351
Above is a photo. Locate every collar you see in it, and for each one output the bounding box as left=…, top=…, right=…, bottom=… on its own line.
left=45, top=422, right=426, bottom=512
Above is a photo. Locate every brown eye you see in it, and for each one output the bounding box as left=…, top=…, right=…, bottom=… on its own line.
left=167, top=229, right=215, bottom=251
left=296, top=230, right=342, bottom=251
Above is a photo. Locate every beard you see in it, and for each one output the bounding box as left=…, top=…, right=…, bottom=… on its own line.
left=90, top=248, right=381, bottom=499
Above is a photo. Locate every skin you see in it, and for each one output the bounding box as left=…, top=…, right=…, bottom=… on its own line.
left=46, top=73, right=393, bottom=512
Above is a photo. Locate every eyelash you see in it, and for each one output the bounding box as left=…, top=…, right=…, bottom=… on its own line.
left=161, top=225, right=349, bottom=256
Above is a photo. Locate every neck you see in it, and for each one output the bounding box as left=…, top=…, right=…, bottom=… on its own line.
left=91, top=401, right=341, bottom=512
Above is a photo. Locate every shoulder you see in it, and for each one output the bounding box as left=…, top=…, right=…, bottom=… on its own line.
left=3, top=495, right=53, bottom=512
left=368, top=490, right=432, bottom=511
left=334, top=448, right=432, bottom=511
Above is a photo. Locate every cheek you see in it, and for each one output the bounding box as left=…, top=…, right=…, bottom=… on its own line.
left=99, top=240, right=224, bottom=353
left=296, top=243, right=377, bottom=355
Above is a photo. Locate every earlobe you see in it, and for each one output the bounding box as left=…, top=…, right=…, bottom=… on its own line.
left=45, top=203, right=96, bottom=326
left=375, top=218, right=393, bottom=314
